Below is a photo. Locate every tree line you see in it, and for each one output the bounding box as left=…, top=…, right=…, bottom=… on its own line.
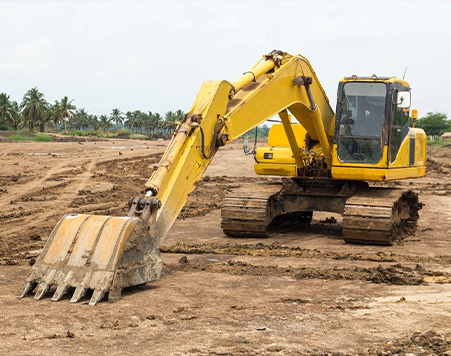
left=0, top=87, right=184, bottom=134
left=1, top=87, right=448, bottom=138
left=415, top=112, right=450, bottom=136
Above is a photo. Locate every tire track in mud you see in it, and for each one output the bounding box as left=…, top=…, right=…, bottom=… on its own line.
left=0, top=151, right=164, bottom=263
left=0, top=160, right=98, bottom=241
left=0, top=160, right=72, bottom=206
left=0, top=146, right=15, bottom=157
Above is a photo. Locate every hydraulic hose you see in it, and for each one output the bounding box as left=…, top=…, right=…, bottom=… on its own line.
left=200, top=119, right=222, bottom=159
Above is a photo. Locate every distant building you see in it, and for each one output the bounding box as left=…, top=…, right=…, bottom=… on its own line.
left=441, top=132, right=451, bottom=140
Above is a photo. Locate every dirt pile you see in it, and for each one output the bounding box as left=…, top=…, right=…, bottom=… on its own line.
left=169, top=260, right=429, bottom=285
left=369, top=263, right=424, bottom=285
left=368, top=331, right=451, bottom=356
left=427, top=157, right=451, bottom=176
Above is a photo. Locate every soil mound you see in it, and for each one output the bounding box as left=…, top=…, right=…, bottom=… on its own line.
left=369, top=263, right=424, bottom=285
left=427, top=157, right=451, bottom=176
left=368, top=331, right=451, bottom=356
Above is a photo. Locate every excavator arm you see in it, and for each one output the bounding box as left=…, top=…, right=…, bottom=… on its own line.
left=18, top=50, right=335, bottom=304
left=147, top=51, right=335, bottom=244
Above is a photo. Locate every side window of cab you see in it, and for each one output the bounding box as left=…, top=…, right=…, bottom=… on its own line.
left=389, top=84, right=410, bottom=163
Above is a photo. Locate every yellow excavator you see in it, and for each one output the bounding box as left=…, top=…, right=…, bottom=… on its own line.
left=18, top=50, right=426, bottom=305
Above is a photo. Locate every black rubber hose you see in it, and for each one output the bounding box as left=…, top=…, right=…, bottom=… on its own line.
left=200, top=120, right=221, bottom=159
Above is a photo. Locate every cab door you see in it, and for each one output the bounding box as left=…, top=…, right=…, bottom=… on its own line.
left=389, top=85, right=411, bottom=165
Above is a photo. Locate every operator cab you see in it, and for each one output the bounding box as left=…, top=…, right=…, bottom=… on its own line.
left=335, top=75, right=411, bottom=165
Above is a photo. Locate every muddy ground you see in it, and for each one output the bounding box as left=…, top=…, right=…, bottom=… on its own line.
left=0, top=135, right=450, bottom=355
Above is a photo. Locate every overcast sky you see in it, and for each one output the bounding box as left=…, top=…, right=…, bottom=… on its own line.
left=1, top=1, right=449, bottom=119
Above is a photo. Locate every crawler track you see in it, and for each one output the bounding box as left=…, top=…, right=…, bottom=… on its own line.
left=342, top=188, right=421, bottom=245
left=221, top=184, right=281, bottom=237
left=221, top=182, right=314, bottom=237
left=221, top=180, right=421, bottom=245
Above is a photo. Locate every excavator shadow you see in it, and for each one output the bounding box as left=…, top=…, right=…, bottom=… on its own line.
left=120, top=284, right=159, bottom=299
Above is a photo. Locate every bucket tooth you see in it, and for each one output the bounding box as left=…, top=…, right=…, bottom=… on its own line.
left=34, top=282, right=50, bottom=300
left=52, top=284, right=69, bottom=302
left=17, top=281, right=36, bottom=298
left=70, top=286, right=87, bottom=303
left=89, top=289, right=106, bottom=306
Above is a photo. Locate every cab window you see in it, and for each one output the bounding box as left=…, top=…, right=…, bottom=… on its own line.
left=390, top=93, right=410, bottom=163
left=337, top=82, right=387, bottom=164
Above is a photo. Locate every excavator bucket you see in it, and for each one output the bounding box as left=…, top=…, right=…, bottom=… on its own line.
left=17, top=213, right=162, bottom=305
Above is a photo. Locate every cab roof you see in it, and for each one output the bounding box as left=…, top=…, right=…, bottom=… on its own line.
left=340, top=75, right=410, bottom=88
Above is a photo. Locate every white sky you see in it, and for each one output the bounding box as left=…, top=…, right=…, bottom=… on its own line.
left=1, top=1, right=450, bottom=119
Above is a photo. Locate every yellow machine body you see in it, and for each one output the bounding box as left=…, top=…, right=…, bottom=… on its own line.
left=255, top=76, right=426, bottom=182
left=255, top=124, right=426, bottom=180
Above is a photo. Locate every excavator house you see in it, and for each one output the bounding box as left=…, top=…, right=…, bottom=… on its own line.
left=18, top=50, right=426, bottom=305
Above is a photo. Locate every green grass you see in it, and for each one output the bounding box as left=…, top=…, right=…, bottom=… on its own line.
left=9, top=134, right=31, bottom=140
left=9, top=133, right=52, bottom=142
left=115, top=129, right=132, bottom=138
left=34, top=134, right=52, bottom=142
left=65, top=130, right=85, bottom=136
left=427, top=137, right=447, bottom=147
left=130, top=133, right=147, bottom=139
left=105, top=131, right=118, bottom=138
left=59, top=129, right=148, bottom=139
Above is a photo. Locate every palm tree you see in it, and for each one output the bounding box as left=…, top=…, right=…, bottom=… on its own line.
left=99, top=115, right=112, bottom=132
left=125, top=110, right=142, bottom=132
left=58, top=96, right=76, bottom=133
left=154, top=113, right=163, bottom=132
left=11, top=101, right=22, bottom=130
left=145, top=111, right=162, bottom=133
left=50, top=101, right=61, bottom=131
left=21, top=87, right=48, bottom=132
left=110, top=108, right=124, bottom=131
left=37, top=105, right=56, bottom=133
left=124, top=111, right=133, bottom=129
left=144, top=112, right=153, bottom=133
left=175, top=109, right=184, bottom=122
left=89, top=115, right=99, bottom=131
left=75, top=108, right=89, bottom=130
left=0, top=93, right=19, bottom=130
left=164, top=111, right=178, bottom=133
left=132, top=110, right=145, bottom=132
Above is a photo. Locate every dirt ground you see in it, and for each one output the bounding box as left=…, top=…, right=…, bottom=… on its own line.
left=0, top=135, right=450, bottom=355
